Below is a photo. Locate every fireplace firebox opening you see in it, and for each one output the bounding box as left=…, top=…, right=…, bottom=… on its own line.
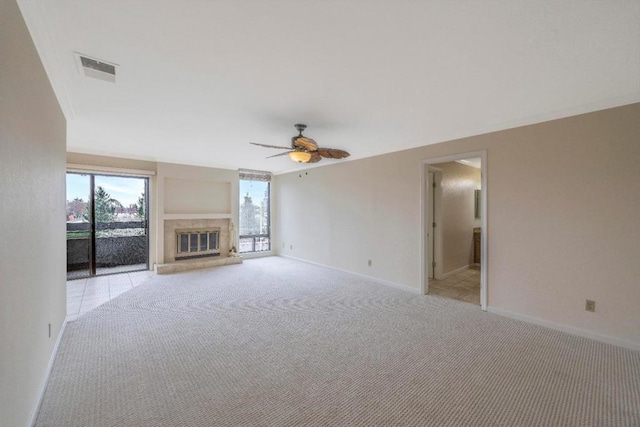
left=175, top=228, right=220, bottom=261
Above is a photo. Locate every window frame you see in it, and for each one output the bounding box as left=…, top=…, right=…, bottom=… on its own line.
left=238, top=170, right=272, bottom=254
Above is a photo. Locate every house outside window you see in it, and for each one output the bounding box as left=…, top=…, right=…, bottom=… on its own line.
left=238, top=170, right=271, bottom=253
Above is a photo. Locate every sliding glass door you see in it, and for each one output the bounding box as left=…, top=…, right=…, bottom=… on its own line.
left=66, top=173, right=92, bottom=279
left=66, top=172, right=149, bottom=280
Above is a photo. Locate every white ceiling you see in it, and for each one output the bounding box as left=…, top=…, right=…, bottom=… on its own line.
left=19, top=0, right=640, bottom=175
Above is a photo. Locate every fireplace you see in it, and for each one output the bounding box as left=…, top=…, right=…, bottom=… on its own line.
left=164, top=219, right=231, bottom=263
left=157, top=217, right=241, bottom=274
left=175, top=228, right=220, bottom=261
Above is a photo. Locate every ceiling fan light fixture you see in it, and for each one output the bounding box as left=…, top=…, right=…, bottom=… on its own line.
left=289, top=151, right=312, bottom=163
left=251, top=124, right=350, bottom=165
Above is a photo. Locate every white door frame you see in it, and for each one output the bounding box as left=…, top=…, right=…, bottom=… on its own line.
left=420, top=150, right=488, bottom=311
left=426, top=167, right=443, bottom=281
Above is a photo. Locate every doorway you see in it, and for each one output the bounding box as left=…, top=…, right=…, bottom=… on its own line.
left=66, top=172, right=149, bottom=280
left=426, top=169, right=443, bottom=280
left=421, top=151, right=487, bottom=310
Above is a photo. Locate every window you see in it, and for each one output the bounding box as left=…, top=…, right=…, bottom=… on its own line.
left=238, top=170, right=271, bottom=253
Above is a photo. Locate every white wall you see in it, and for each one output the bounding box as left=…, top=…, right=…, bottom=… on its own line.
left=275, top=103, right=640, bottom=348
left=0, top=1, right=67, bottom=425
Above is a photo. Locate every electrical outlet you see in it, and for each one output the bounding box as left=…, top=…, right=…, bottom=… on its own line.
left=48, top=323, right=51, bottom=338
left=282, top=243, right=285, bottom=249
left=368, top=259, right=372, bottom=266
left=290, top=245, right=293, bottom=250
left=585, top=299, right=596, bottom=312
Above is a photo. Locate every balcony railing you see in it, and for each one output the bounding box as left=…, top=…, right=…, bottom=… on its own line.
left=66, top=221, right=148, bottom=270
left=239, top=234, right=270, bottom=253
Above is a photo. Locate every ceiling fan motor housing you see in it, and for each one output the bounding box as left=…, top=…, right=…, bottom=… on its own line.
left=292, top=124, right=307, bottom=148
left=251, top=123, right=350, bottom=164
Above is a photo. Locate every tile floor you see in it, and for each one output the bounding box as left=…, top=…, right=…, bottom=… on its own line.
left=66, top=269, right=155, bottom=322
left=428, top=267, right=481, bottom=305
left=67, top=263, right=148, bottom=280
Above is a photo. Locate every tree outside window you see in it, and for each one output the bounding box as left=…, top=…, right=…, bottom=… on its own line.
left=86, top=186, right=122, bottom=223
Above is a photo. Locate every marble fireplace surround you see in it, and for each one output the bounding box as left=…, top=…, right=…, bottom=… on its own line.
left=164, top=218, right=230, bottom=263
left=158, top=218, right=241, bottom=274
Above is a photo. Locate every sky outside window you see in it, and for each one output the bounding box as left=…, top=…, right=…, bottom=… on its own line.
left=67, top=173, right=145, bottom=206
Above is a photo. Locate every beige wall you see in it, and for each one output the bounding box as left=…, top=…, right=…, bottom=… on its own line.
left=435, top=161, right=481, bottom=274
left=0, top=1, right=67, bottom=425
left=156, top=162, right=238, bottom=264
left=276, top=150, right=423, bottom=288
left=63, top=155, right=240, bottom=266
left=67, top=152, right=157, bottom=172
left=275, top=103, right=640, bottom=348
left=164, top=178, right=230, bottom=214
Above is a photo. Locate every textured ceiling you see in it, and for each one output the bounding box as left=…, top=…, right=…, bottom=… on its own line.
left=19, top=0, right=640, bottom=174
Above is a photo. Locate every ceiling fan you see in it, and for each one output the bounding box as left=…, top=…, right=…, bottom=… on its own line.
left=251, top=124, right=350, bottom=163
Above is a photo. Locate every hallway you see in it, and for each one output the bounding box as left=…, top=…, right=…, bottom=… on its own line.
left=429, top=267, right=480, bottom=305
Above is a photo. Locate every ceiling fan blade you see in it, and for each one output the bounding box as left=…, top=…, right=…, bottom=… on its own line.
left=317, top=148, right=350, bottom=159
left=308, top=152, right=322, bottom=163
left=293, top=137, right=318, bottom=151
left=250, top=142, right=293, bottom=150
left=266, top=151, right=292, bottom=159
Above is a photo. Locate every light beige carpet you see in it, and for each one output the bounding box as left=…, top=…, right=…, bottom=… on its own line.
left=36, top=257, right=640, bottom=426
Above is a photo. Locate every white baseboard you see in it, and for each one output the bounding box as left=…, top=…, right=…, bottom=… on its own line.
left=487, top=306, right=640, bottom=352
left=279, top=255, right=420, bottom=294
left=255, top=254, right=640, bottom=352
left=29, top=318, right=67, bottom=427
left=441, top=264, right=470, bottom=280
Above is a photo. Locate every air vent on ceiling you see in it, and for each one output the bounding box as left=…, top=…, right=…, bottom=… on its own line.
left=74, top=52, right=117, bottom=83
